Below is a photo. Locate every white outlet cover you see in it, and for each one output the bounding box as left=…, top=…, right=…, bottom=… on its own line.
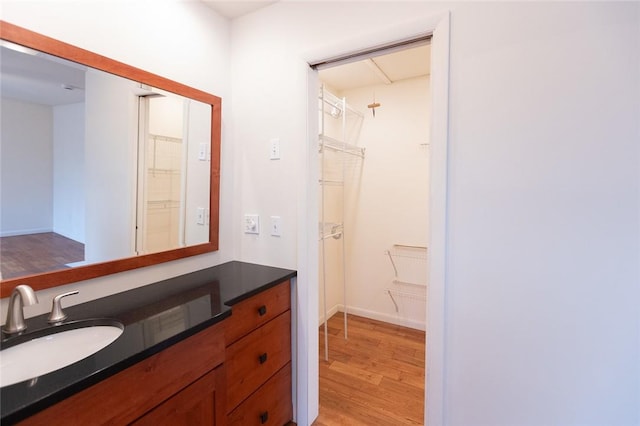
left=244, top=214, right=260, bottom=234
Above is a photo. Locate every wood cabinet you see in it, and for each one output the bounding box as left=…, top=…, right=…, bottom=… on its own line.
left=18, top=322, right=226, bottom=426
left=16, top=280, right=293, bottom=426
left=225, top=280, right=293, bottom=426
left=132, top=366, right=226, bottom=426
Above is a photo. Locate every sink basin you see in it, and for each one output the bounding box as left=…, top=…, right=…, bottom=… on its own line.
left=0, top=319, right=123, bottom=388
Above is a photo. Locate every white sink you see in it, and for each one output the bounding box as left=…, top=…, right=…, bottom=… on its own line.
left=0, top=320, right=123, bottom=387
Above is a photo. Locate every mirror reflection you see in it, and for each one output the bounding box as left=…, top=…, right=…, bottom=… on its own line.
left=0, top=41, right=211, bottom=280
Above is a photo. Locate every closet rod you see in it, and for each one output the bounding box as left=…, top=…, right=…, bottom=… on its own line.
left=320, top=97, right=364, bottom=118
left=319, top=89, right=365, bottom=118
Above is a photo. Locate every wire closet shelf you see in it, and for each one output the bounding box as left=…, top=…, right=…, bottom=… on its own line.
left=384, top=244, right=428, bottom=312
left=318, top=85, right=364, bottom=361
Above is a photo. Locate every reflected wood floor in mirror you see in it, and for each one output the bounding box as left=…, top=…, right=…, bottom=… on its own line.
left=314, top=313, right=425, bottom=426
left=0, top=232, right=84, bottom=279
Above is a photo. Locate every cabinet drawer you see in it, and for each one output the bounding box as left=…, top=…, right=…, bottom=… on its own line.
left=225, top=280, right=290, bottom=345
left=226, top=310, right=291, bottom=412
left=227, top=364, right=292, bottom=426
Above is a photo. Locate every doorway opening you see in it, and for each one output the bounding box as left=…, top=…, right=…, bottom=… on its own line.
left=312, top=40, right=431, bottom=425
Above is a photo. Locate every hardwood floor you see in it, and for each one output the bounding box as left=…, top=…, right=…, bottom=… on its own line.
left=314, top=313, right=425, bottom=426
left=0, top=232, right=84, bottom=279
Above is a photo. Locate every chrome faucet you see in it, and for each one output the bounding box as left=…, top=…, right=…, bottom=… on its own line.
left=2, top=285, right=38, bottom=335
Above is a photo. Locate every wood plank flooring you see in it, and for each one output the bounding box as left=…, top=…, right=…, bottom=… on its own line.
left=313, top=313, right=425, bottom=426
left=0, top=232, right=84, bottom=279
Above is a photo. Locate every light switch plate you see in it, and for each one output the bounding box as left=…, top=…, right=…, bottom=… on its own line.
left=270, top=138, right=280, bottom=160
left=270, top=216, right=282, bottom=237
left=196, top=207, right=205, bottom=225
left=198, top=143, right=207, bottom=161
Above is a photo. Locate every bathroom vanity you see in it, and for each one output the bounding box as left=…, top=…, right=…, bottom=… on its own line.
left=0, top=261, right=296, bottom=425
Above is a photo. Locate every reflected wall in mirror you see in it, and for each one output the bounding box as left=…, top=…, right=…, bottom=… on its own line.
left=0, top=21, right=221, bottom=297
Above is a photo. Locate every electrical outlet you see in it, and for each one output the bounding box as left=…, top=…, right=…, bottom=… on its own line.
left=244, top=214, right=260, bottom=234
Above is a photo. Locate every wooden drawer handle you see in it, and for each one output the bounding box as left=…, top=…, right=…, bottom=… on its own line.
left=259, top=352, right=268, bottom=364
left=260, top=411, right=269, bottom=424
left=258, top=305, right=267, bottom=316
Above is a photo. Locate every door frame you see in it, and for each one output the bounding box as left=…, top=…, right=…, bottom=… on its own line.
left=298, top=10, right=450, bottom=426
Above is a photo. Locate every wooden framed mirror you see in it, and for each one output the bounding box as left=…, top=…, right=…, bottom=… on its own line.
left=0, top=21, right=221, bottom=297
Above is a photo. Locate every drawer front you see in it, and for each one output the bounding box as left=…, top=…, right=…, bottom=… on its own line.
left=226, top=310, right=291, bottom=412
left=132, top=365, right=225, bottom=426
left=225, top=280, right=290, bottom=344
left=227, top=364, right=292, bottom=426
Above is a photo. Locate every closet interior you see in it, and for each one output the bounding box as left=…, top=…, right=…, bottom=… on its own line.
left=138, top=94, right=187, bottom=255
left=317, top=42, right=431, bottom=360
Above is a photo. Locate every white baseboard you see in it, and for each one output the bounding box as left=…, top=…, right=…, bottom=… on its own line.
left=318, top=304, right=340, bottom=326
left=320, top=304, right=426, bottom=331
left=0, top=228, right=52, bottom=237
left=344, top=306, right=426, bottom=331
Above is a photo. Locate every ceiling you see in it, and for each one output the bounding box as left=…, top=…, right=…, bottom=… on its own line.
left=1, top=43, right=86, bottom=106
left=201, top=1, right=279, bottom=19
left=318, top=44, right=431, bottom=92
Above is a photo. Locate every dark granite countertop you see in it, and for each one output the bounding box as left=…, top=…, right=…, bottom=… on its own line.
left=0, top=261, right=296, bottom=424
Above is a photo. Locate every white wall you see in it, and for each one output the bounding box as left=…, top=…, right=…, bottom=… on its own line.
left=184, top=99, right=212, bottom=246
left=84, top=69, right=138, bottom=263
left=0, top=0, right=233, bottom=318
left=441, top=4, right=639, bottom=424
left=53, top=102, right=85, bottom=243
left=0, top=98, right=53, bottom=236
left=231, top=2, right=639, bottom=425
left=148, top=94, right=184, bottom=139
left=1, top=100, right=85, bottom=242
